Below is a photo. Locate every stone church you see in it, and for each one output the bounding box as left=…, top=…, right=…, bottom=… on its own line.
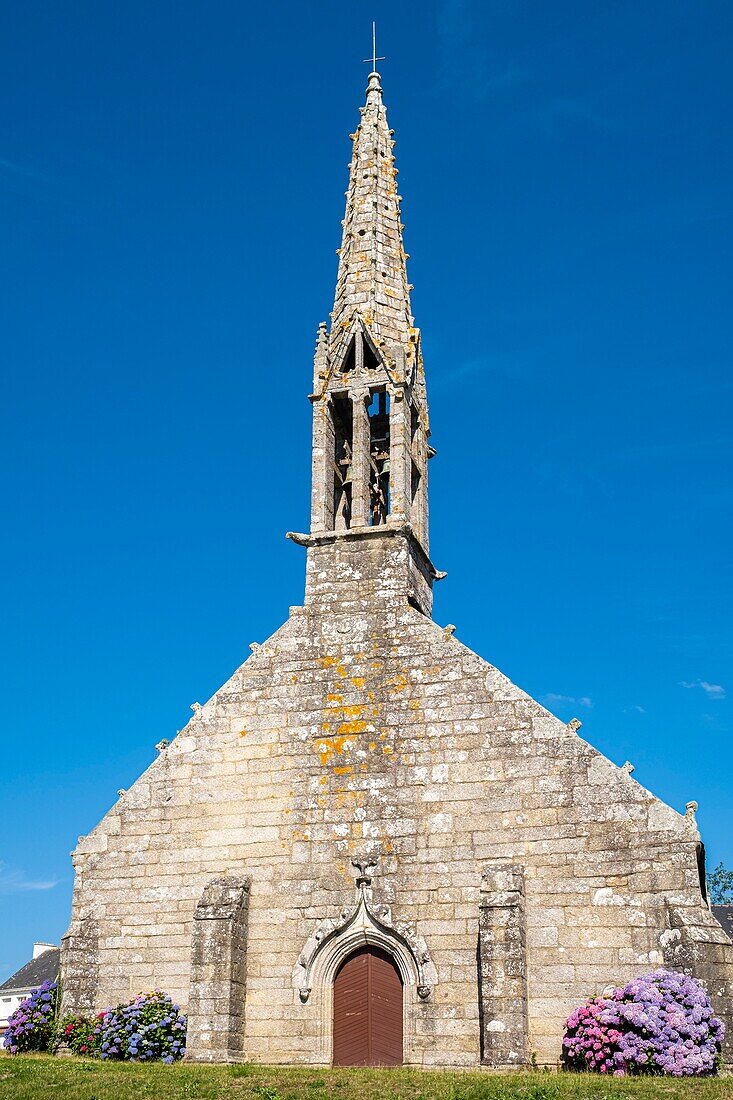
left=61, top=69, right=733, bottom=1068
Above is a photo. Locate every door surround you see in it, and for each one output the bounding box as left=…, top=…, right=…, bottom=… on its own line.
left=293, top=887, right=436, bottom=1065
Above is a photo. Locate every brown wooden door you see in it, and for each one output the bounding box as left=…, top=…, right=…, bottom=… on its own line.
left=332, top=946, right=403, bottom=1066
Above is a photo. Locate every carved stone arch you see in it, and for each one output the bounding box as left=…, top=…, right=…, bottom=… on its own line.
left=293, top=890, right=436, bottom=1065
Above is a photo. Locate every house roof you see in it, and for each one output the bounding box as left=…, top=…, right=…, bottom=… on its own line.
left=0, top=948, right=60, bottom=994
left=712, top=904, right=733, bottom=939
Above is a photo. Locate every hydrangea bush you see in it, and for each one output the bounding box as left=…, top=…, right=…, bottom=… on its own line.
left=2, top=980, right=58, bottom=1054
left=95, top=991, right=186, bottom=1062
left=59, top=1013, right=102, bottom=1057
left=563, top=969, right=725, bottom=1077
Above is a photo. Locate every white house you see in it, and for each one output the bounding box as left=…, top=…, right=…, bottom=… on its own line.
left=0, top=943, right=59, bottom=1034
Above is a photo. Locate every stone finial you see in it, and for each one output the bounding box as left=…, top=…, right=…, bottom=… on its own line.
left=351, top=855, right=378, bottom=889
left=155, top=739, right=169, bottom=753
left=117, top=788, right=126, bottom=797
left=190, top=702, right=202, bottom=714
left=685, top=800, right=698, bottom=822
left=622, top=761, right=635, bottom=775
left=442, top=624, right=456, bottom=639
left=567, top=718, right=582, bottom=733
left=249, top=642, right=261, bottom=654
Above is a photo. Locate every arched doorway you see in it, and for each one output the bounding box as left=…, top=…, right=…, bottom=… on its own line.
left=332, top=945, right=403, bottom=1066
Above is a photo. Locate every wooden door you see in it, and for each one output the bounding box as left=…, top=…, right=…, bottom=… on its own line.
left=332, top=946, right=403, bottom=1066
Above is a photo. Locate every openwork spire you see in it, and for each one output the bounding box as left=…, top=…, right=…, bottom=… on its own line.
left=331, top=71, right=413, bottom=349
left=291, top=66, right=439, bottom=618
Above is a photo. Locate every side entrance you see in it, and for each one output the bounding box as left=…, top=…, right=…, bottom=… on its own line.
left=332, top=946, right=403, bottom=1066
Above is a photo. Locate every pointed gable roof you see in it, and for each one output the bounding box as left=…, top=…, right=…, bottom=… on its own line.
left=0, top=947, right=59, bottom=993
left=330, top=71, right=413, bottom=353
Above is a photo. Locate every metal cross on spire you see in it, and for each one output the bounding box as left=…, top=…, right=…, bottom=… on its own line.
left=362, top=21, right=385, bottom=73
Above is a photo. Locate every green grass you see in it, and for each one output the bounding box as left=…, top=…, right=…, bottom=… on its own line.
left=0, top=1056, right=731, bottom=1100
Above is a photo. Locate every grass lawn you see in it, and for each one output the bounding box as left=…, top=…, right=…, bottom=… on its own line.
left=0, top=1056, right=731, bottom=1100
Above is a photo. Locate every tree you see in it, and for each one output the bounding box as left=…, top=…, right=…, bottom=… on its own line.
left=707, top=862, right=733, bottom=905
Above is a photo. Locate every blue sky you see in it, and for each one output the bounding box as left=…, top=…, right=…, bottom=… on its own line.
left=1, top=0, right=731, bottom=980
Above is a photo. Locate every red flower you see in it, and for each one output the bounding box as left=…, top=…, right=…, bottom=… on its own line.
left=65, top=1024, right=74, bottom=1035
left=80, top=1045, right=87, bottom=1053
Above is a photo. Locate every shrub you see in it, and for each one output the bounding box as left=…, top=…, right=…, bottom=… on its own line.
left=563, top=969, right=725, bottom=1077
left=95, top=990, right=186, bottom=1062
left=2, top=980, right=58, bottom=1054
left=58, top=1013, right=102, bottom=1057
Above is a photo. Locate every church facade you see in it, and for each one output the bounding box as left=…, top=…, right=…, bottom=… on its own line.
left=61, top=70, right=733, bottom=1068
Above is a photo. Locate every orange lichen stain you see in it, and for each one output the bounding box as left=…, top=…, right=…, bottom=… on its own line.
left=336, top=663, right=348, bottom=679
left=239, top=729, right=248, bottom=737
left=369, top=742, right=377, bottom=751
left=326, top=693, right=343, bottom=704
left=388, top=673, right=408, bottom=692
left=339, top=704, right=364, bottom=719
left=379, top=732, right=387, bottom=741
left=382, top=745, right=394, bottom=756
left=336, top=720, right=367, bottom=736
left=315, top=734, right=351, bottom=766
left=409, top=700, right=421, bottom=711
left=291, top=675, right=298, bottom=684
left=351, top=676, right=366, bottom=690
left=319, top=775, right=328, bottom=785
left=383, top=838, right=394, bottom=854
left=367, top=691, right=376, bottom=702
left=322, top=656, right=337, bottom=669
left=334, top=765, right=354, bottom=776
left=360, top=763, right=369, bottom=772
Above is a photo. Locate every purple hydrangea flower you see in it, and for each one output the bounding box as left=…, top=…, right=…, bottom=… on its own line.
left=563, top=969, right=725, bottom=1077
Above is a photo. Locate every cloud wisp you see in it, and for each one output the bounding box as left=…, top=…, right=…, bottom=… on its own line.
left=0, top=862, right=59, bottom=896
left=542, top=692, right=593, bottom=709
left=680, top=680, right=726, bottom=700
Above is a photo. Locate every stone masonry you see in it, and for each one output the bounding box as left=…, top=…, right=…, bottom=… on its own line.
left=61, top=69, right=733, bottom=1067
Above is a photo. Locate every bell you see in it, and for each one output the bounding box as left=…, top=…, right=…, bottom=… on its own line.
left=342, top=465, right=353, bottom=484
left=381, top=459, right=390, bottom=473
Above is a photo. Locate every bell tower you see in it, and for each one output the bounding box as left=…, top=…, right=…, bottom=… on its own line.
left=289, top=70, right=441, bottom=616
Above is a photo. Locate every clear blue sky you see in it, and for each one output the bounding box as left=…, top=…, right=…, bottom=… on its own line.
left=1, top=0, right=731, bottom=980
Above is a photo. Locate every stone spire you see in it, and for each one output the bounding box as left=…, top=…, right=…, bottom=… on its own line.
left=330, top=71, right=413, bottom=350
left=287, top=70, right=440, bottom=618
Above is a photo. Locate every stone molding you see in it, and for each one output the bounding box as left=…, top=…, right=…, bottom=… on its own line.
left=294, top=887, right=436, bottom=1003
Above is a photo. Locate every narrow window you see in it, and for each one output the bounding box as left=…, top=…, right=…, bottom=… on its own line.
left=411, top=461, right=421, bottom=505
left=363, top=337, right=380, bottom=372
left=697, top=843, right=708, bottom=904
left=332, top=394, right=353, bottom=531
left=341, top=336, right=356, bottom=374
left=368, top=388, right=390, bottom=525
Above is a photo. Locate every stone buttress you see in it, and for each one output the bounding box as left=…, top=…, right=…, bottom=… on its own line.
left=61, top=69, right=733, bottom=1068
